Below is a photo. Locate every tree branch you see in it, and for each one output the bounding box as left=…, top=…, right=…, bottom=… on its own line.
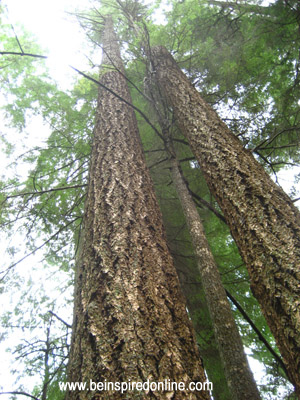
left=49, top=310, right=72, bottom=329
left=172, top=138, right=189, bottom=146
left=10, top=23, right=25, bottom=54
left=0, top=51, right=47, bottom=59
left=4, top=184, right=87, bottom=202
left=207, top=0, right=271, bottom=15
left=0, top=217, right=80, bottom=282
left=69, top=65, right=165, bottom=143
left=189, top=189, right=227, bottom=223
left=0, top=50, right=165, bottom=144
left=225, top=289, right=290, bottom=378
left=0, top=392, right=40, bottom=400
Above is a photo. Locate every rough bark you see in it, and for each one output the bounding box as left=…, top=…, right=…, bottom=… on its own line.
left=151, top=45, right=300, bottom=396
left=66, top=20, right=209, bottom=400
left=168, top=147, right=261, bottom=400
left=146, top=141, right=232, bottom=399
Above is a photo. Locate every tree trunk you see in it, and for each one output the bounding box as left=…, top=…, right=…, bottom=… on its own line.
left=207, top=0, right=271, bottom=15
left=66, top=19, right=210, bottom=400
left=151, top=45, right=300, bottom=396
left=168, top=143, right=261, bottom=400
left=182, top=281, right=232, bottom=400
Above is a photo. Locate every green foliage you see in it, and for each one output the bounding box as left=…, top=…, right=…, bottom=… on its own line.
left=0, top=73, right=97, bottom=274
left=147, top=0, right=300, bottom=173
left=0, top=17, right=95, bottom=398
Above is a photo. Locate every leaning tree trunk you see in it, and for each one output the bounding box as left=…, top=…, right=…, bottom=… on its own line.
left=66, top=19, right=209, bottom=400
left=178, top=272, right=232, bottom=400
left=151, top=45, right=300, bottom=396
left=167, top=142, right=261, bottom=400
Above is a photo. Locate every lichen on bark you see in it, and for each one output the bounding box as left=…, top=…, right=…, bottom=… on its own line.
left=66, top=19, right=209, bottom=400
left=151, top=44, right=300, bottom=396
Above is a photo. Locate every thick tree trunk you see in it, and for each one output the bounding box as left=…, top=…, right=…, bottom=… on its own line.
left=151, top=45, right=300, bottom=396
left=168, top=146, right=261, bottom=400
left=66, top=19, right=209, bottom=400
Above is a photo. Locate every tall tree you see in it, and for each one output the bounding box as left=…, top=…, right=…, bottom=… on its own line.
left=66, top=16, right=209, bottom=400
left=151, top=45, right=300, bottom=396
left=141, top=62, right=261, bottom=397
left=168, top=140, right=261, bottom=400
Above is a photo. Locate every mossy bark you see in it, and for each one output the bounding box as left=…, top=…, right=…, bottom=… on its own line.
left=152, top=45, right=300, bottom=396
left=66, top=20, right=209, bottom=400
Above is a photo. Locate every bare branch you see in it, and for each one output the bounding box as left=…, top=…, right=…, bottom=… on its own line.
left=0, top=392, right=40, bottom=400
left=69, top=65, right=165, bottom=143
left=226, top=290, right=289, bottom=377
left=4, top=184, right=87, bottom=202
left=0, top=217, right=80, bottom=282
left=49, top=310, right=72, bottom=329
left=0, top=51, right=47, bottom=59
left=10, top=24, right=25, bottom=54
left=189, top=189, right=227, bottom=224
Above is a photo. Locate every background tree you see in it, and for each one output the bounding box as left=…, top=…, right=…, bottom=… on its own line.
left=136, top=51, right=261, bottom=397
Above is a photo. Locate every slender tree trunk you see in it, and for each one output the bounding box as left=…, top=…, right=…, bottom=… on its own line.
left=66, top=19, right=209, bottom=400
left=151, top=45, right=300, bottom=396
left=167, top=140, right=261, bottom=400
left=174, top=262, right=232, bottom=400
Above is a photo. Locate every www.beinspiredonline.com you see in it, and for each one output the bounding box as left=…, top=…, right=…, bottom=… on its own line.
left=59, top=379, right=213, bottom=394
